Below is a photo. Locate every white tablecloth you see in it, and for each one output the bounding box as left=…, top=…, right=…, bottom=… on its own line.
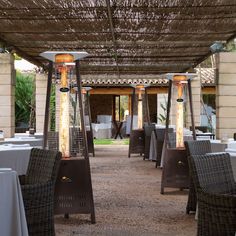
left=149, top=131, right=193, bottom=165
left=92, top=123, right=112, bottom=139
left=0, top=146, right=32, bottom=175
left=0, top=137, right=43, bottom=147
left=97, top=115, right=112, bottom=123
left=210, top=140, right=227, bottom=152
left=14, top=133, right=43, bottom=139
left=149, top=131, right=157, bottom=161
left=0, top=170, right=28, bottom=236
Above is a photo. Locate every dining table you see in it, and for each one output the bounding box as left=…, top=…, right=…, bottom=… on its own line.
left=0, top=144, right=32, bottom=175
left=0, top=169, right=28, bottom=236
left=0, top=137, right=43, bottom=147
left=14, top=132, right=43, bottom=139
left=149, top=131, right=193, bottom=164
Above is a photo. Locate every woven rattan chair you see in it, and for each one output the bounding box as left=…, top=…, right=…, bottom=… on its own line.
left=19, top=148, right=62, bottom=236
left=155, top=128, right=174, bottom=167
left=184, top=140, right=212, bottom=214
left=189, top=152, right=236, bottom=236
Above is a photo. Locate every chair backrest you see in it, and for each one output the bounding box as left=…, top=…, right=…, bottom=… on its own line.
left=167, top=133, right=194, bottom=149
left=185, top=140, right=212, bottom=156
left=190, top=126, right=208, bottom=133
left=26, top=148, right=62, bottom=185
left=189, top=152, right=235, bottom=194
left=144, top=124, right=156, bottom=137
left=155, top=128, right=173, bottom=141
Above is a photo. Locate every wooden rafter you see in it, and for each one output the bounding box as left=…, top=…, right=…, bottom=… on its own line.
left=105, top=0, right=120, bottom=78
left=0, top=0, right=235, bottom=75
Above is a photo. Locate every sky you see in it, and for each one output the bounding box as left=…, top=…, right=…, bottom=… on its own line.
left=14, top=59, right=38, bottom=72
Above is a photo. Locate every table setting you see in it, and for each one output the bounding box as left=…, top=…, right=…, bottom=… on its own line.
left=0, top=168, right=28, bottom=236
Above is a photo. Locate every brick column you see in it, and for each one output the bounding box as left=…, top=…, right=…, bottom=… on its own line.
left=216, top=52, right=236, bottom=140
left=0, top=53, right=15, bottom=138
left=35, top=73, right=47, bottom=133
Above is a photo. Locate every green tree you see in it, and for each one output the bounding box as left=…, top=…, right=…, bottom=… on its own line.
left=15, top=71, right=35, bottom=127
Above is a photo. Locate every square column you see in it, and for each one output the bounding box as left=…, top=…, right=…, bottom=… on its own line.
left=0, top=54, right=15, bottom=138
left=35, top=73, right=47, bottom=132
left=216, top=52, right=236, bottom=140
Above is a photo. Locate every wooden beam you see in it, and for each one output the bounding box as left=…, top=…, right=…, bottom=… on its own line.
left=202, top=87, right=215, bottom=94
left=105, top=0, right=120, bottom=78
left=89, top=87, right=168, bottom=95
left=0, top=35, right=42, bottom=67
left=78, top=64, right=194, bottom=73
left=11, top=40, right=216, bottom=47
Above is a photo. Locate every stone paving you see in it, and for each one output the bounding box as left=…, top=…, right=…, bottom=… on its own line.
left=55, top=145, right=196, bottom=236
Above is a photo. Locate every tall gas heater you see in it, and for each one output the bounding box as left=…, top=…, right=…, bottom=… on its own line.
left=161, top=73, right=196, bottom=194
left=128, top=84, right=150, bottom=157
left=40, top=51, right=95, bottom=223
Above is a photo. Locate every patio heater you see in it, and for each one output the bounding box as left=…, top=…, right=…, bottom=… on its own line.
left=161, top=73, right=196, bottom=194
left=40, top=51, right=95, bottom=223
left=128, top=84, right=150, bottom=157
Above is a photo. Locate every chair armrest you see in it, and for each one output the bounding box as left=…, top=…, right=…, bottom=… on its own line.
left=198, top=189, right=236, bottom=208
left=20, top=181, right=54, bottom=207
left=18, top=175, right=26, bottom=185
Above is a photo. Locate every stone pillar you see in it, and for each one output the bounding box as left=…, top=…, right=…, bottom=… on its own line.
left=216, top=52, right=236, bottom=140
left=186, top=77, right=201, bottom=128
left=0, top=53, right=15, bottom=138
left=35, top=73, right=47, bottom=133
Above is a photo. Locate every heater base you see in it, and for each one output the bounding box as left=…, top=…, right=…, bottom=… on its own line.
left=54, top=158, right=95, bottom=223
left=160, top=148, right=189, bottom=194
left=128, top=129, right=145, bottom=157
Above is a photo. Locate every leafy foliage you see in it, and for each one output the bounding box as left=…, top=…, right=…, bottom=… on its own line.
left=14, top=53, right=22, bottom=60
left=15, top=72, right=35, bottom=126
left=158, top=102, right=167, bottom=124
left=93, top=138, right=129, bottom=145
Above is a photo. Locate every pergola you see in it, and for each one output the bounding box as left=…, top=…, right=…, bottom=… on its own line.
left=0, top=0, right=236, bottom=77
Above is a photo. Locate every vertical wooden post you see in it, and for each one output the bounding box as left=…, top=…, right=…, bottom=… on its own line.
left=130, top=88, right=135, bottom=131
left=75, top=60, right=96, bottom=224
left=145, top=87, right=151, bottom=124
left=43, top=61, right=53, bottom=149
left=86, top=91, right=95, bottom=157
left=157, top=80, right=172, bottom=169
left=128, top=88, right=135, bottom=158
left=188, top=79, right=196, bottom=140
left=165, top=80, right=172, bottom=143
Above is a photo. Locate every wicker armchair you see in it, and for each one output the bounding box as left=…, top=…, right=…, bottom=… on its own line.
left=189, top=152, right=236, bottom=236
left=184, top=140, right=212, bottom=214
left=19, top=148, right=62, bottom=236
left=155, top=128, right=174, bottom=167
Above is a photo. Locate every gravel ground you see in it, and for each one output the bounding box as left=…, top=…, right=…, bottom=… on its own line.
left=55, top=145, right=197, bottom=236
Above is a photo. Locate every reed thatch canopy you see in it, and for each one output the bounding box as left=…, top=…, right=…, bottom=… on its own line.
left=0, top=0, right=235, bottom=77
